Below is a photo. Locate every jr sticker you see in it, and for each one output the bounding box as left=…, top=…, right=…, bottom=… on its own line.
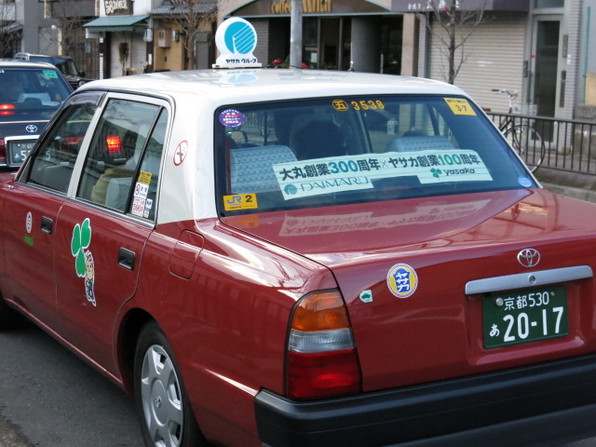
left=387, top=263, right=418, bottom=299
left=219, top=109, right=245, bottom=128
left=224, top=193, right=258, bottom=211
left=71, top=218, right=96, bottom=307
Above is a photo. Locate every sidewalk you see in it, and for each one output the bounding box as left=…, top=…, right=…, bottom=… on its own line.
left=536, top=167, right=596, bottom=204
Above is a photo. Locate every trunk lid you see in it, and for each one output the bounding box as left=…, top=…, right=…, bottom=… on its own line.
left=223, top=189, right=596, bottom=391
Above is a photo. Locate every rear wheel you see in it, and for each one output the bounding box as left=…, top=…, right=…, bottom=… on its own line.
left=134, top=322, right=204, bottom=447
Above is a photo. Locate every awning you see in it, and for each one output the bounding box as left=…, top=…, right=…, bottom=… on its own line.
left=149, top=1, right=217, bottom=16
left=83, top=15, right=148, bottom=32
left=1, top=22, right=23, bottom=34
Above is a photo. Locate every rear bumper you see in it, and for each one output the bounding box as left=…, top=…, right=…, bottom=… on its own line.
left=255, top=353, right=596, bottom=446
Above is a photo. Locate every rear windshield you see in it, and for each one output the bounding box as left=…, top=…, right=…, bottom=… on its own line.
left=0, top=68, right=71, bottom=120
left=214, top=95, right=535, bottom=215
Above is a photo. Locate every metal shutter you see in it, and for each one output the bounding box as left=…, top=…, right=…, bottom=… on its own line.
left=429, top=13, right=527, bottom=114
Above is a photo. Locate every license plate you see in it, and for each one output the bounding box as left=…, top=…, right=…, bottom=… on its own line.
left=7, top=139, right=37, bottom=166
left=483, top=285, right=568, bottom=349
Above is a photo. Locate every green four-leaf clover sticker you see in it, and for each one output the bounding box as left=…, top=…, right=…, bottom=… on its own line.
left=71, top=218, right=92, bottom=278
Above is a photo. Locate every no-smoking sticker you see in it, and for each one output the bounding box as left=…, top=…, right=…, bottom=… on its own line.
left=173, top=140, right=188, bottom=166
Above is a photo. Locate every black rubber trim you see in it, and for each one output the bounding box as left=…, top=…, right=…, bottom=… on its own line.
left=255, top=353, right=596, bottom=446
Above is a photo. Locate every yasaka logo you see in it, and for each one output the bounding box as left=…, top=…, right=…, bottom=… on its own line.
left=104, top=0, right=128, bottom=14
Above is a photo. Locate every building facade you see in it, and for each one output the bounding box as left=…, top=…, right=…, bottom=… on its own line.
left=84, top=0, right=217, bottom=77
left=0, top=0, right=99, bottom=79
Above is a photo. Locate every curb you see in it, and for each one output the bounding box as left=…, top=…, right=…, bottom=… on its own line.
left=541, top=182, right=596, bottom=204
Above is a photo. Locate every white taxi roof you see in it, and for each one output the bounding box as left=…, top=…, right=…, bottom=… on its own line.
left=78, top=69, right=467, bottom=104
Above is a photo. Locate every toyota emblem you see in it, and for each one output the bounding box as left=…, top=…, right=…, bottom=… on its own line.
left=25, top=124, right=38, bottom=133
left=517, top=248, right=541, bottom=268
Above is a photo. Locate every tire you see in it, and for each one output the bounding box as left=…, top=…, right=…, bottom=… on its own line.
left=134, top=322, right=205, bottom=447
left=505, top=124, right=546, bottom=173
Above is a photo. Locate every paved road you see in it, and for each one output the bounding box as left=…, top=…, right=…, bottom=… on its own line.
left=2, top=319, right=596, bottom=447
left=0, top=320, right=143, bottom=447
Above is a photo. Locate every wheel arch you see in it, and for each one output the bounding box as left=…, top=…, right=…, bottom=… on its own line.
left=117, top=308, right=155, bottom=395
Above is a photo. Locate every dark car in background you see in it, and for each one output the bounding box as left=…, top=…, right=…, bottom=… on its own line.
left=14, top=52, right=93, bottom=89
left=0, top=60, right=72, bottom=169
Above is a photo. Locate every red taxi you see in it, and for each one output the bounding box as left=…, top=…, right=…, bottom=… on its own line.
left=1, top=66, right=596, bottom=447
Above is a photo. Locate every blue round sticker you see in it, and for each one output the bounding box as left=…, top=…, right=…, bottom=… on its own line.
left=219, top=109, right=245, bottom=128
left=518, top=176, right=533, bottom=188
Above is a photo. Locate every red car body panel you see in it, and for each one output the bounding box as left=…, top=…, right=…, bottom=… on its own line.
left=224, top=188, right=596, bottom=392
left=118, top=218, right=337, bottom=445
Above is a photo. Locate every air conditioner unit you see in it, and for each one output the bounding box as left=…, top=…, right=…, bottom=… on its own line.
left=157, top=29, right=171, bottom=48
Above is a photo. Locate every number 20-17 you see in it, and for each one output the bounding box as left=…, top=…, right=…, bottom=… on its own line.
left=503, top=307, right=564, bottom=342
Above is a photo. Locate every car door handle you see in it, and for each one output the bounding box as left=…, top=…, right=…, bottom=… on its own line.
left=41, top=216, right=53, bottom=234
left=118, top=247, right=136, bottom=271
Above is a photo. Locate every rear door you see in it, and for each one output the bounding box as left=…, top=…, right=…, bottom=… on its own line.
left=54, top=95, right=169, bottom=372
left=1, top=93, right=101, bottom=328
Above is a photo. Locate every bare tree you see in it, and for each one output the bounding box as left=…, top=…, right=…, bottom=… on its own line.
left=426, top=0, right=488, bottom=84
left=0, top=1, right=21, bottom=58
left=163, top=0, right=217, bottom=69
left=46, top=0, right=94, bottom=55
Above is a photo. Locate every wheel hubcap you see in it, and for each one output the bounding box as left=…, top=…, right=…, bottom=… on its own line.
left=140, top=344, right=184, bottom=447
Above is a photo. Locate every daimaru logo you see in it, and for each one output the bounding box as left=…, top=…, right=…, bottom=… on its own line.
left=284, top=176, right=370, bottom=195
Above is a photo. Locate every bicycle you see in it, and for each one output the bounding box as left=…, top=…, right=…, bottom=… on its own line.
left=492, top=88, right=546, bottom=173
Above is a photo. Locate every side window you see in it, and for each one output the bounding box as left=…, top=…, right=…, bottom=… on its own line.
left=128, top=110, right=167, bottom=220
left=77, top=99, right=161, bottom=212
left=28, top=98, right=98, bottom=193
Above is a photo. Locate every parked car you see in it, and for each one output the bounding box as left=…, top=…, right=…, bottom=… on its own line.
left=2, top=68, right=596, bottom=447
left=13, top=52, right=93, bottom=89
left=0, top=59, right=72, bottom=170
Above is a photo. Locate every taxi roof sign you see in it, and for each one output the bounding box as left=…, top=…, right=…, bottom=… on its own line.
left=213, top=18, right=262, bottom=69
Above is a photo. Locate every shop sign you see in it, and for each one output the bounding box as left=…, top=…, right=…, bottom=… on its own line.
left=391, top=0, right=530, bottom=12
left=104, top=0, right=131, bottom=15
left=271, top=0, right=332, bottom=14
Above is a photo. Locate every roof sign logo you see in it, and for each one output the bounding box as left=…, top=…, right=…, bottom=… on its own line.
left=214, top=18, right=261, bottom=69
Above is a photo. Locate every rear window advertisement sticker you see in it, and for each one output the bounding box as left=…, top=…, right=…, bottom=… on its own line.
left=71, top=218, right=96, bottom=307
left=444, top=97, right=477, bottom=116
left=219, top=109, right=245, bottom=129
left=273, top=150, right=493, bottom=200
left=224, top=193, right=258, bottom=211
left=387, top=263, right=418, bottom=299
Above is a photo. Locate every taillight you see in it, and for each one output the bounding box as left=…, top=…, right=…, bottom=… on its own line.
left=0, top=104, right=15, bottom=116
left=106, top=135, right=122, bottom=153
left=286, top=290, right=361, bottom=400
left=0, top=139, right=5, bottom=165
